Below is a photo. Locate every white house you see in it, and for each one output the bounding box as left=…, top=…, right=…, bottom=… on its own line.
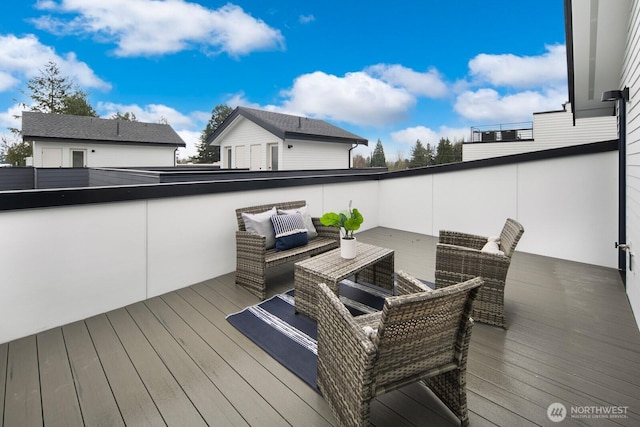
left=463, top=102, right=617, bottom=161
left=206, top=107, right=368, bottom=170
left=22, top=111, right=186, bottom=168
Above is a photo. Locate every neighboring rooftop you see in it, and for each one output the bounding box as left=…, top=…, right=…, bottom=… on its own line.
left=21, top=111, right=186, bottom=147
left=207, top=106, right=368, bottom=146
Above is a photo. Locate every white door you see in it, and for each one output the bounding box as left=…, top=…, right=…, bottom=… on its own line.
left=235, top=146, right=245, bottom=169
left=250, top=144, right=262, bottom=170
left=42, top=148, right=62, bottom=167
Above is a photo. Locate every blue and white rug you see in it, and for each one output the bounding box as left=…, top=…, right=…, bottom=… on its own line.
left=226, top=279, right=392, bottom=391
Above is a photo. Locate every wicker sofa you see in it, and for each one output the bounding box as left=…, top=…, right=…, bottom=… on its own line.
left=435, top=218, right=525, bottom=328
left=235, top=200, right=340, bottom=300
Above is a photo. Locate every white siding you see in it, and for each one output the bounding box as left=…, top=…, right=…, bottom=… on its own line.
left=215, top=116, right=354, bottom=170
left=622, top=0, right=640, bottom=327
left=32, top=140, right=177, bottom=167
left=281, top=138, right=351, bottom=170
left=464, top=106, right=617, bottom=161
left=218, top=117, right=280, bottom=170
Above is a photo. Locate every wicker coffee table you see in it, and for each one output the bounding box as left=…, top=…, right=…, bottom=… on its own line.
left=294, top=242, right=394, bottom=320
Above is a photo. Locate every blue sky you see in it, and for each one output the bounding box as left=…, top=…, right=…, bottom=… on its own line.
left=1, top=0, right=568, bottom=160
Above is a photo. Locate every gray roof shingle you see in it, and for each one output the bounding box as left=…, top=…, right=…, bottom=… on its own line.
left=207, top=107, right=368, bottom=146
left=21, top=111, right=186, bottom=147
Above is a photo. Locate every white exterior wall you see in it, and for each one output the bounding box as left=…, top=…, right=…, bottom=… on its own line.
left=464, top=107, right=617, bottom=161
left=622, top=0, right=640, bottom=327
left=216, top=117, right=354, bottom=170
left=217, top=118, right=281, bottom=170
left=0, top=149, right=620, bottom=343
left=281, top=139, right=351, bottom=170
left=32, top=140, right=177, bottom=167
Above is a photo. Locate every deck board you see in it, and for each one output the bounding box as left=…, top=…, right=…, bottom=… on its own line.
left=4, top=336, right=41, bottom=426
left=61, top=321, right=123, bottom=426
left=37, top=328, right=84, bottom=427
left=2, top=227, right=640, bottom=426
left=106, top=307, right=206, bottom=427
left=84, top=314, right=166, bottom=426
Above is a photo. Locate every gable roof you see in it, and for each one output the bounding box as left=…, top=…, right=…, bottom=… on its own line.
left=21, top=111, right=186, bottom=147
left=206, top=107, right=368, bottom=146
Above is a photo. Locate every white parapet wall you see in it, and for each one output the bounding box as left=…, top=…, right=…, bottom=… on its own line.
left=0, top=147, right=620, bottom=343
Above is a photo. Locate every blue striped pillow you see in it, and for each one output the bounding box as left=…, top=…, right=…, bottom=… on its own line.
left=271, top=214, right=308, bottom=251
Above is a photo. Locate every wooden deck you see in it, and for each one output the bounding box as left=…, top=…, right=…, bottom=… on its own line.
left=2, top=227, right=639, bottom=426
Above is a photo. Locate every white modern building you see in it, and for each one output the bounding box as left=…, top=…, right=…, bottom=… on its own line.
left=464, top=102, right=617, bottom=161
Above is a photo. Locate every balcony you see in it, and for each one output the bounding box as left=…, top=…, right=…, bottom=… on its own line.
left=1, top=140, right=638, bottom=425
left=1, top=228, right=638, bottom=425
left=470, top=123, right=534, bottom=143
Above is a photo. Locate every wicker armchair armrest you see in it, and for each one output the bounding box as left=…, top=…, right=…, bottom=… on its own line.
left=436, top=243, right=510, bottom=281
left=396, top=270, right=432, bottom=296
left=312, top=217, right=341, bottom=240
left=236, top=230, right=267, bottom=259
left=317, top=282, right=376, bottom=353
left=439, top=230, right=488, bottom=250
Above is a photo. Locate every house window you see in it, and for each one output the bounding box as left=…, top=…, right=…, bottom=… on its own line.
left=71, top=149, right=86, bottom=168
left=226, top=147, right=233, bottom=168
left=268, top=143, right=278, bottom=171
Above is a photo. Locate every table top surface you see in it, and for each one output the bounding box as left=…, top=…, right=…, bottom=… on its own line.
left=295, top=241, right=393, bottom=280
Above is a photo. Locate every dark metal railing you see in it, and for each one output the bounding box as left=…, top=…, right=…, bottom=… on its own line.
left=469, top=122, right=533, bottom=143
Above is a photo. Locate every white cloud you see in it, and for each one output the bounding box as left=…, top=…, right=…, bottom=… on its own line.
left=0, top=103, right=24, bottom=130
left=468, top=44, right=567, bottom=88
left=366, top=64, right=448, bottom=98
left=281, top=71, right=415, bottom=126
left=96, top=102, right=209, bottom=159
left=454, top=87, right=567, bottom=123
left=0, top=34, right=110, bottom=92
left=391, top=125, right=469, bottom=146
left=33, top=0, right=285, bottom=57
left=175, top=129, right=202, bottom=160
left=97, top=102, right=197, bottom=127
left=299, top=14, right=315, bottom=24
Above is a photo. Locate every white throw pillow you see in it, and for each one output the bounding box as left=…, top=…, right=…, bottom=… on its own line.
left=481, top=240, right=505, bottom=255
left=278, top=205, right=318, bottom=239
left=242, top=207, right=277, bottom=249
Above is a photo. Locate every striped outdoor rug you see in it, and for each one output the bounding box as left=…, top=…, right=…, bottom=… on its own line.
left=226, top=279, right=393, bottom=391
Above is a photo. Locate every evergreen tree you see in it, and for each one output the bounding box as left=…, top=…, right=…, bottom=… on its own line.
left=7, top=61, right=100, bottom=165
left=196, top=104, right=233, bottom=163
left=409, top=140, right=430, bottom=168
left=435, top=138, right=454, bottom=164
left=61, top=91, right=98, bottom=117
left=22, top=61, right=73, bottom=114
left=434, top=137, right=463, bottom=164
left=370, top=139, right=386, bottom=167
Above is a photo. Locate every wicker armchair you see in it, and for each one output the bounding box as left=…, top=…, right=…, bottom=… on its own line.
left=436, top=218, right=524, bottom=327
left=317, top=271, right=483, bottom=427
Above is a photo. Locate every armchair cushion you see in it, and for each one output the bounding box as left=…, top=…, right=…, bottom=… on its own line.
left=271, top=213, right=308, bottom=251
left=241, top=207, right=277, bottom=249
left=278, top=204, right=318, bottom=239
left=481, top=240, right=504, bottom=255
